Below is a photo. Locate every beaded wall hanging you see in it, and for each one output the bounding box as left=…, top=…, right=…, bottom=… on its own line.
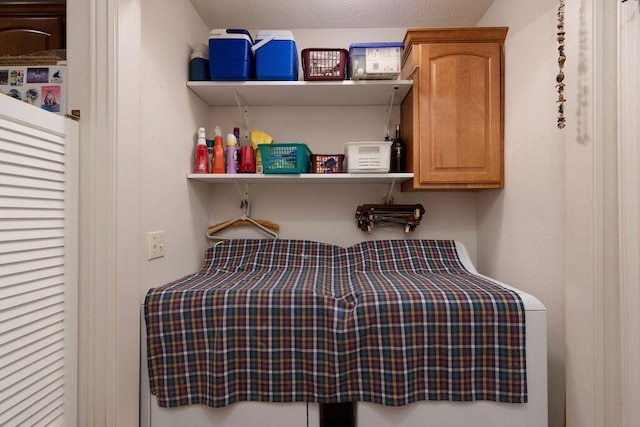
left=557, top=0, right=566, bottom=129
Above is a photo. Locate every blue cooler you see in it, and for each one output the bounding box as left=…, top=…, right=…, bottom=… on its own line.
left=252, top=30, right=298, bottom=81
left=208, top=29, right=253, bottom=81
left=189, top=44, right=210, bottom=81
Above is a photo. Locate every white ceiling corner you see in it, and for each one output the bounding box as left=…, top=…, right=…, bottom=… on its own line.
left=189, top=0, right=496, bottom=30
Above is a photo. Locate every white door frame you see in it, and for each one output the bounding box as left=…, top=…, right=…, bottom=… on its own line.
left=80, top=0, right=141, bottom=425
left=618, top=1, right=640, bottom=426
left=564, top=0, right=618, bottom=426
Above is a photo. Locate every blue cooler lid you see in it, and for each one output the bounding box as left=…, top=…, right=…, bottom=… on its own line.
left=256, top=30, right=295, bottom=41
left=252, top=30, right=296, bottom=54
left=349, top=42, right=403, bottom=50
left=209, top=29, right=254, bottom=44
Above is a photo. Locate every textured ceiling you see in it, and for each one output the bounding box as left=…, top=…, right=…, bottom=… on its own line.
left=189, top=0, right=496, bottom=30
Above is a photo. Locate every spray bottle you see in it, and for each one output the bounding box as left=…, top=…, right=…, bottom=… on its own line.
left=212, top=126, right=225, bottom=174
left=194, top=127, right=209, bottom=173
left=206, top=138, right=213, bottom=172
left=226, top=133, right=238, bottom=174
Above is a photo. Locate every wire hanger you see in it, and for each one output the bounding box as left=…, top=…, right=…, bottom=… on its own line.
left=206, top=184, right=279, bottom=241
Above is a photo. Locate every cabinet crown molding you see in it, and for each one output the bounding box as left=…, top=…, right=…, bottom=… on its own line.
left=403, top=27, right=508, bottom=46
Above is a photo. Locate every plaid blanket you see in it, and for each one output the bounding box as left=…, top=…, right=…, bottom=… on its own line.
left=144, top=239, right=526, bottom=408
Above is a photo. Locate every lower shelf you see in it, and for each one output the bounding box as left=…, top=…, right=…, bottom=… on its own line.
left=187, top=173, right=413, bottom=184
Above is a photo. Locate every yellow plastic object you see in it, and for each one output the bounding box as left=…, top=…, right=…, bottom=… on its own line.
left=250, top=129, right=273, bottom=148
left=250, top=129, right=273, bottom=173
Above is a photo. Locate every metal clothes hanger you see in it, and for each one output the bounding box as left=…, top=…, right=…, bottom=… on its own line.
left=206, top=184, right=279, bottom=241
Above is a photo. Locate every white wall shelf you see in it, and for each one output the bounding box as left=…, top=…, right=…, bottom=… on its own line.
left=186, top=80, right=413, bottom=106
left=187, top=173, right=413, bottom=184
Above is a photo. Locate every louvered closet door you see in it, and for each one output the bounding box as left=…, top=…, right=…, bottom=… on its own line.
left=0, top=96, right=78, bottom=426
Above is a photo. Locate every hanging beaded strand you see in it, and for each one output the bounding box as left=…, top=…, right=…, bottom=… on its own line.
left=557, top=0, right=566, bottom=129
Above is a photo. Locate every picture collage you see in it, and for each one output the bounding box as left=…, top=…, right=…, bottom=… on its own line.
left=0, top=64, right=66, bottom=114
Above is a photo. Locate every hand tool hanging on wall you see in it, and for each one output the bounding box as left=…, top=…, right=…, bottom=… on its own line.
left=355, top=204, right=425, bottom=233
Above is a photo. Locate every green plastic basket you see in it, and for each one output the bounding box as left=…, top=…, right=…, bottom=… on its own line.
left=259, top=143, right=312, bottom=174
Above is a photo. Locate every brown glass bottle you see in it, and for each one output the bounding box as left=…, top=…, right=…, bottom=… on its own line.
left=390, top=124, right=406, bottom=172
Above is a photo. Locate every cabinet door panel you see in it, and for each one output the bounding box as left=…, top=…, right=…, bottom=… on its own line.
left=0, top=17, right=63, bottom=56
left=432, top=53, right=487, bottom=168
left=419, top=43, right=502, bottom=186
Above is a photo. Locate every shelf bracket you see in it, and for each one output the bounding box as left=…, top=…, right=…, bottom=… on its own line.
left=233, top=89, right=251, bottom=144
left=382, top=179, right=396, bottom=205
left=235, top=182, right=251, bottom=213
left=384, top=85, right=399, bottom=138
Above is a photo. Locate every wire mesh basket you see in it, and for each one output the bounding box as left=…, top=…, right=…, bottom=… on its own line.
left=259, top=143, right=312, bottom=174
left=301, top=48, right=348, bottom=81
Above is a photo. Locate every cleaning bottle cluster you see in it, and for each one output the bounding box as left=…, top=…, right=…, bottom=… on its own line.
left=193, top=126, right=245, bottom=174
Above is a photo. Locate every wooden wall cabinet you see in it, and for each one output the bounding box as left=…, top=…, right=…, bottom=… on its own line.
left=0, top=1, right=66, bottom=56
left=400, top=27, right=508, bottom=191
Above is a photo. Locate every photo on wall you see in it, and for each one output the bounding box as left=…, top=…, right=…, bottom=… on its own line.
left=26, top=67, right=49, bottom=84
left=1, top=65, right=66, bottom=115
left=41, top=85, right=61, bottom=112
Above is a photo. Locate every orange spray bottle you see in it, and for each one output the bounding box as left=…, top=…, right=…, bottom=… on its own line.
left=212, top=126, right=225, bottom=174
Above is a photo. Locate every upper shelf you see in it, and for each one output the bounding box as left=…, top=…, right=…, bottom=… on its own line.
left=186, top=80, right=413, bottom=106
left=187, top=172, right=414, bottom=184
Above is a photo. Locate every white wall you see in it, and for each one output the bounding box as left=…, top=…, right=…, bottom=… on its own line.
left=476, top=1, right=565, bottom=426
left=139, top=0, right=212, bottom=292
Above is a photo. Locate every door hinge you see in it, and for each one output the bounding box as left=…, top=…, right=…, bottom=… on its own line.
left=65, top=109, right=81, bottom=121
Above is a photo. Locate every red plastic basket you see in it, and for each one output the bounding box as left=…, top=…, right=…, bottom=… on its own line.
left=310, top=154, right=344, bottom=173
left=302, top=48, right=348, bottom=81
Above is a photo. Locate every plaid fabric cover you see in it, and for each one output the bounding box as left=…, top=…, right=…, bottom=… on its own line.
left=145, top=239, right=527, bottom=408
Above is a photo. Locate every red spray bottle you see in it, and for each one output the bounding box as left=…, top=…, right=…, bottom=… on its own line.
left=194, top=127, right=209, bottom=173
